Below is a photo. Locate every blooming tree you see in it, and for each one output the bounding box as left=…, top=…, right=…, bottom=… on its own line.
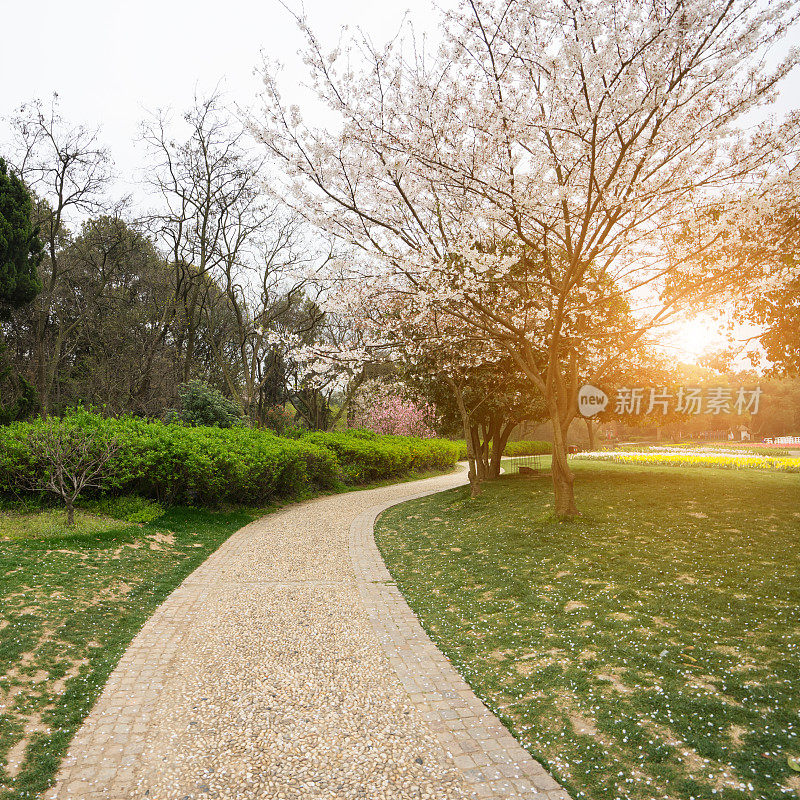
left=254, top=0, right=800, bottom=516
left=351, top=382, right=436, bottom=438
left=300, top=285, right=509, bottom=494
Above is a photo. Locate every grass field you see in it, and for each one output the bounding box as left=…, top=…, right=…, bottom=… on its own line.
left=375, top=462, right=800, bottom=800
left=0, top=501, right=255, bottom=800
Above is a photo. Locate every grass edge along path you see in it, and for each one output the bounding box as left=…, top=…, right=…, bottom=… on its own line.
left=375, top=462, right=800, bottom=800
left=0, top=505, right=253, bottom=800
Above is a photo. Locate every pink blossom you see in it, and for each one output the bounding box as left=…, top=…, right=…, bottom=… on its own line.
left=352, top=386, right=436, bottom=438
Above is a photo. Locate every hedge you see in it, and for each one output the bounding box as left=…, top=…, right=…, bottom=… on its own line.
left=454, top=438, right=552, bottom=460
left=302, top=430, right=460, bottom=484
left=504, top=440, right=553, bottom=457
left=0, top=412, right=460, bottom=507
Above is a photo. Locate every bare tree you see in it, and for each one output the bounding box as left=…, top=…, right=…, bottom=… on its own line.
left=8, top=96, right=114, bottom=415
left=25, top=421, right=118, bottom=526
left=142, top=92, right=331, bottom=421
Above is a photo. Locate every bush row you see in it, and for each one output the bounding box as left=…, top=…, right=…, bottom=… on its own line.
left=304, top=431, right=460, bottom=484
left=0, top=412, right=460, bottom=507
left=504, top=440, right=553, bottom=457
left=454, top=438, right=552, bottom=460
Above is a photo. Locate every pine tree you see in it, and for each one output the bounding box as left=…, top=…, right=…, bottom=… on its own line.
left=0, top=157, right=42, bottom=315
left=0, top=157, right=43, bottom=420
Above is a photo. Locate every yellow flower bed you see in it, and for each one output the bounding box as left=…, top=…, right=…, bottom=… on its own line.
left=576, top=451, right=800, bottom=473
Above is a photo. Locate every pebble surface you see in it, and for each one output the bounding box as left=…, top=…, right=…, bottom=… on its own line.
left=44, top=469, right=571, bottom=800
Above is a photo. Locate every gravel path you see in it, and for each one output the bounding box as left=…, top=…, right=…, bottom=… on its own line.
left=44, top=469, right=570, bottom=800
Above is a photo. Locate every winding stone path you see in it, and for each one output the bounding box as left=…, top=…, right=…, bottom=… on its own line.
left=45, top=469, right=570, bottom=800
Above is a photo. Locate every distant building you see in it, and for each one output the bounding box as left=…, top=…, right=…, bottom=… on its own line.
left=738, top=425, right=750, bottom=441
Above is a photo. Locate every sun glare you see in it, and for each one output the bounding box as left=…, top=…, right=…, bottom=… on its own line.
left=662, top=314, right=730, bottom=363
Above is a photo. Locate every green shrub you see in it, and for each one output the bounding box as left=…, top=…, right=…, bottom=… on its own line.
left=167, top=380, right=244, bottom=428
left=388, top=435, right=461, bottom=472
left=454, top=438, right=552, bottom=459
left=0, top=412, right=337, bottom=506
left=99, top=417, right=338, bottom=504
left=303, top=431, right=459, bottom=484
left=0, top=421, right=35, bottom=488
left=0, top=412, right=457, bottom=507
left=504, top=440, right=552, bottom=457
left=303, top=431, right=410, bottom=483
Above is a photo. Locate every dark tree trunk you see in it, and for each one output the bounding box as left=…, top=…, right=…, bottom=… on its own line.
left=463, top=418, right=482, bottom=497
left=550, top=411, right=578, bottom=518
left=509, top=341, right=580, bottom=516
left=470, top=424, right=489, bottom=481
left=448, top=378, right=481, bottom=497
left=489, top=419, right=515, bottom=479
left=585, top=417, right=597, bottom=451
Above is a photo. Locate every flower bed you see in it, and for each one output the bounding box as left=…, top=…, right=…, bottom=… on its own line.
left=575, top=449, right=800, bottom=472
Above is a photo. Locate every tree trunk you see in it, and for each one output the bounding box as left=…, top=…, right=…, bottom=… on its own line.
left=447, top=378, right=481, bottom=497
left=550, top=413, right=578, bottom=518
left=33, top=327, right=50, bottom=417
left=470, top=424, right=488, bottom=481
left=509, top=343, right=579, bottom=516
left=181, top=282, right=203, bottom=382
left=66, top=500, right=75, bottom=527
left=463, top=418, right=482, bottom=497
left=585, top=418, right=597, bottom=451
left=489, top=420, right=514, bottom=479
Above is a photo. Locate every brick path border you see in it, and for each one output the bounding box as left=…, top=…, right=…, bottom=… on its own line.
left=350, top=486, right=572, bottom=800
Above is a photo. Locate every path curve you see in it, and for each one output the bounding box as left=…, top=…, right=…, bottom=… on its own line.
left=45, top=468, right=570, bottom=800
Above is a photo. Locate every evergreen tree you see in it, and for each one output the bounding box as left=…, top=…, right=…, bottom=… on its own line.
left=0, top=157, right=43, bottom=421
left=0, top=157, right=42, bottom=314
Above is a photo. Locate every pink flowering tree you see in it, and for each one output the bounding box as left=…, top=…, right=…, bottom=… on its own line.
left=255, top=0, right=800, bottom=516
left=351, top=383, right=436, bottom=438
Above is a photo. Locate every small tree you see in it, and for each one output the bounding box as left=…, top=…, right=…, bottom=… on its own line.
left=25, top=421, right=118, bottom=526
left=351, top=383, right=437, bottom=437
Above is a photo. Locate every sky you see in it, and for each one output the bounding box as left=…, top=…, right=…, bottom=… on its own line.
left=0, top=0, right=452, bottom=201
left=2, top=0, right=797, bottom=191
left=2, top=0, right=798, bottom=364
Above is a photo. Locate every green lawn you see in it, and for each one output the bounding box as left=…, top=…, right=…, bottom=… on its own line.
left=375, top=462, right=800, bottom=800
left=0, top=501, right=255, bottom=800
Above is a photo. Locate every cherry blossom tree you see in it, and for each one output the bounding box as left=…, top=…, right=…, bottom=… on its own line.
left=254, top=0, right=800, bottom=516
left=351, top=382, right=436, bottom=438
left=293, top=282, right=510, bottom=495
